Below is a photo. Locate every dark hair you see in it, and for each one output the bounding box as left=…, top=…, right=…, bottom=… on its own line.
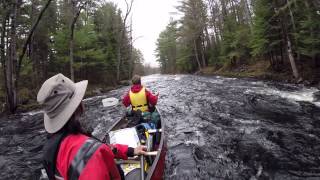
left=56, top=105, right=91, bottom=136
left=132, top=75, right=141, bottom=85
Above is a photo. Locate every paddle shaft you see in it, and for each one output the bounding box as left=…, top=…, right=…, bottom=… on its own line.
left=140, top=155, right=145, bottom=180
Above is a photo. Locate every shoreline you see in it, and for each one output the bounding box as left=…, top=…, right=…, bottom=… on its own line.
left=196, top=61, right=320, bottom=88
left=2, top=68, right=320, bottom=116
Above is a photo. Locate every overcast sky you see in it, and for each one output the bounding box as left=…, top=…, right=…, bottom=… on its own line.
left=108, top=0, right=180, bottom=67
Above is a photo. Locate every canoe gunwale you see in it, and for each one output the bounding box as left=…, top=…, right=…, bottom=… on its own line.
left=106, top=108, right=166, bottom=180
left=146, top=109, right=165, bottom=180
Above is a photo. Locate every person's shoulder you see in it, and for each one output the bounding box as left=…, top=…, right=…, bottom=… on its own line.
left=61, top=134, right=89, bottom=146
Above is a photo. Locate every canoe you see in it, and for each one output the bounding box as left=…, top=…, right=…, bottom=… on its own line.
left=104, top=109, right=166, bottom=180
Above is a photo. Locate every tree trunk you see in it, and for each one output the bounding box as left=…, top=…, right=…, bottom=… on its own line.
left=69, top=0, right=87, bottom=81
left=116, top=0, right=134, bottom=81
left=70, top=2, right=76, bottom=81
left=230, top=0, right=239, bottom=23
left=1, top=9, right=9, bottom=110
left=116, top=29, right=122, bottom=81
left=221, top=0, right=228, bottom=21
left=193, top=39, right=202, bottom=71
left=277, top=0, right=300, bottom=79
left=204, top=26, right=212, bottom=51
left=0, top=8, right=8, bottom=67
left=200, top=36, right=206, bottom=67
left=70, top=34, right=74, bottom=81
left=304, top=1, right=317, bottom=67
left=286, top=34, right=300, bottom=79
left=129, top=21, right=133, bottom=79
left=30, top=0, right=38, bottom=89
left=243, top=0, right=252, bottom=28
left=17, top=0, right=53, bottom=82
left=286, top=0, right=300, bottom=64
left=5, top=0, right=20, bottom=113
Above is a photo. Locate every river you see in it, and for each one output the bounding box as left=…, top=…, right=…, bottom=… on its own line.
left=1, top=74, right=320, bottom=179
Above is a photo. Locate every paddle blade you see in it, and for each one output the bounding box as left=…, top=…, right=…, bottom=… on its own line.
left=102, top=97, right=119, bottom=107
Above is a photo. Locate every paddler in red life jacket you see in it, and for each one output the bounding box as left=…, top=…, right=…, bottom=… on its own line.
left=37, top=74, right=147, bottom=180
left=122, top=75, right=158, bottom=112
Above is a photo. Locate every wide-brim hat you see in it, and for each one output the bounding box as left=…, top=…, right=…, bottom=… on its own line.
left=37, top=74, right=88, bottom=133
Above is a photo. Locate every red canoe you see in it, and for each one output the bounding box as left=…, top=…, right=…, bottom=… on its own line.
left=105, top=109, right=166, bottom=180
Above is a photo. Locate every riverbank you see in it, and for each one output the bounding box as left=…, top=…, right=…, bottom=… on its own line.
left=199, top=60, right=320, bottom=87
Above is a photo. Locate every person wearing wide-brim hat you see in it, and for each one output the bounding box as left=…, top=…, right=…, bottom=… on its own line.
left=38, top=74, right=146, bottom=180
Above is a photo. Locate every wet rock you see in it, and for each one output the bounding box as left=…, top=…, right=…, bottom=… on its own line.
left=92, top=88, right=103, bottom=95
left=119, top=80, right=130, bottom=86
left=297, top=77, right=304, bottom=84
left=313, top=91, right=320, bottom=101
left=303, top=80, right=311, bottom=86
left=0, top=156, right=7, bottom=169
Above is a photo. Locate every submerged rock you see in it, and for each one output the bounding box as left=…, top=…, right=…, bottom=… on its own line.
left=313, top=91, right=320, bottom=101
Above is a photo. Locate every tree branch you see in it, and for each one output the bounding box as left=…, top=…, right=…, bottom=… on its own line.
left=70, top=0, right=89, bottom=38
left=123, top=0, right=134, bottom=24
left=17, top=0, right=52, bottom=78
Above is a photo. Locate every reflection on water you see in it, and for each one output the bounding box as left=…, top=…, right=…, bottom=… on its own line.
left=1, top=75, right=320, bottom=179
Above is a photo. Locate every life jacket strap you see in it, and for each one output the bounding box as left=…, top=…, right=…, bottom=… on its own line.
left=132, top=104, right=148, bottom=108
left=67, top=138, right=102, bottom=180
left=42, top=132, right=68, bottom=180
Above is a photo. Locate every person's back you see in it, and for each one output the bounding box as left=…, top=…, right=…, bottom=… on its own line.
left=122, top=75, right=158, bottom=112
left=55, top=133, right=123, bottom=180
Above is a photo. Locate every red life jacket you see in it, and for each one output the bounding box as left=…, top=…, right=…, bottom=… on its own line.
left=42, top=131, right=68, bottom=180
left=43, top=133, right=128, bottom=180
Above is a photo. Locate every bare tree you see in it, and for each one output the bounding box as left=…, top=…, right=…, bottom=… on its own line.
left=5, top=0, right=21, bottom=113
left=17, top=0, right=53, bottom=83
left=116, top=0, right=134, bottom=82
left=1, top=0, right=53, bottom=113
left=69, top=0, right=88, bottom=81
left=1, top=2, right=10, bottom=111
left=128, top=19, right=133, bottom=79
left=194, top=39, right=202, bottom=70
left=286, top=34, right=300, bottom=79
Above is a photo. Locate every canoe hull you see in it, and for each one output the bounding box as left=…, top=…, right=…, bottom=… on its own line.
left=149, top=138, right=166, bottom=180
left=106, top=109, right=166, bottom=180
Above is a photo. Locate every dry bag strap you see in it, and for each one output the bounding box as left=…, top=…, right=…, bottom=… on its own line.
left=67, top=138, right=102, bottom=180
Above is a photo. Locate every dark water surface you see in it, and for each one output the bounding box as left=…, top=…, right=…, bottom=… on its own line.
left=1, top=75, right=320, bottom=180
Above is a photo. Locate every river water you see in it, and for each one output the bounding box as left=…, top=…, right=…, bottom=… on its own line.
left=1, top=74, right=320, bottom=180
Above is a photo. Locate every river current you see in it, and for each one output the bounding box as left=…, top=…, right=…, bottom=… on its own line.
left=1, top=74, right=320, bottom=179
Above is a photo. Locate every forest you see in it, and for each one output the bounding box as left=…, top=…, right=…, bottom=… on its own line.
left=155, top=0, right=320, bottom=82
left=0, top=0, right=147, bottom=113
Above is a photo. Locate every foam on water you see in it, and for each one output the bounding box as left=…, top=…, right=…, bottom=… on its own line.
left=248, top=86, right=320, bottom=106
left=141, top=74, right=163, bottom=84
left=23, top=110, right=43, bottom=116
left=174, top=75, right=182, bottom=80
left=234, top=118, right=260, bottom=124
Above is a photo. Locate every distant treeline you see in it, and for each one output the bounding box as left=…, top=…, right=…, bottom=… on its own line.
left=156, top=0, right=320, bottom=79
left=0, top=0, right=149, bottom=113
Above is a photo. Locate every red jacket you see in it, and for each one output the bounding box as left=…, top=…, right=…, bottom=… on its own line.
left=56, top=134, right=129, bottom=180
left=122, top=84, right=158, bottom=109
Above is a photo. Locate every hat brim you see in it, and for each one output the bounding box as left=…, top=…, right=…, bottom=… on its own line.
left=44, top=80, right=88, bottom=133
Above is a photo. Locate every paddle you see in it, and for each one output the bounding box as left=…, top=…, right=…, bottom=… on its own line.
left=140, top=155, right=145, bottom=180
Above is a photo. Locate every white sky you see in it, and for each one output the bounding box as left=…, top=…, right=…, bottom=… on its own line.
left=108, top=0, right=180, bottom=67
